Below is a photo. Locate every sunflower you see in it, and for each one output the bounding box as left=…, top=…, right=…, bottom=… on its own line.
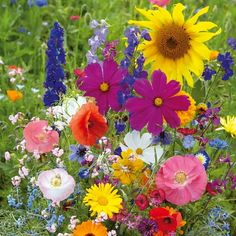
left=216, top=116, right=236, bottom=137
left=73, top=220, right=107, bottom=236
left=129, top=3, right=221, bottom=87
left=83, top=183, right=122, bottom=218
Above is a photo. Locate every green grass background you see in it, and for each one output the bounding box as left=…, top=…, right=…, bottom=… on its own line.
left=0, top=0, right=236, bottom=234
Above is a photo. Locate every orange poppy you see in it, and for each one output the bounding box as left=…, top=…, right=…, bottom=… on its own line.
left=7, top=90, right=23, bottom=102
left=70, top=102, right=108, bottom=146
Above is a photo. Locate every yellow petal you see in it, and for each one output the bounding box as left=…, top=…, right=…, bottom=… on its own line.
left=194, top=28, right=222, bottom=42
left=188, top=21, right=218, bottom=33
left=128, top=20, right=157, bottom=29
left=135, top=7, right=157, bottom=21
left=183, top=68, right=194, bottom=87
left=185, top=6, right=209, bottom=26
left=172, top=3, right=186, bottom=26
left=188, top=50, right=204, bottom=76
left=190, top=40, right=211, bottom=60
left=155, top=6, right=173, bottom=24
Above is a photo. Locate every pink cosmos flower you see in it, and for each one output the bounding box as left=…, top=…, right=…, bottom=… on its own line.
left=37, top=168, right=76, bottom=203
left=156, top=155, right=207, bottom=206
left=23, top=120, right=59, bottom=154
left=126, top=70, right=190, bottom=135
left=149, top=0, right=170, bottom=7
left=79, top=59, right=126, bottom=114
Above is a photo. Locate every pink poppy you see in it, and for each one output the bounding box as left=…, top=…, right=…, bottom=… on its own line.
left=70, top=15, right=80, bottom=21
left=156, top=155, right=207, bottom=206
left=23, top=120, right=59, bottom=154
left=149, top=0, right=170, bottom=7
left=37, top=168, right=76, bottom=203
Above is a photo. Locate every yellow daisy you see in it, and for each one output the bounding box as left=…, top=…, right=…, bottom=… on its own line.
left=73, top=220, right=107, bottom=236
left=112, top=149, right=144, bottom=185
left=176, top=91, right=196, bottom=126
left=129, top=3, right=221, bottom=87
left=83, top=183, right=122, bottom=218
left=216, top=116, right=236, bottom=137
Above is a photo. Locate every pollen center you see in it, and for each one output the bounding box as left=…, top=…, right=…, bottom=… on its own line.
left=37, top=133, right=47, bottom=141
left=98, top=196, right=108, bottom=206
left=175, top=171, right=187, bottom=184
left=154, top=97, right=163, bottom=107
left=157, top=24, right=190, bottom=60
left=135, top=148, right=143, bottom=155
left=51, top=174, right=62, bottom=187
left=100, top=82, right=109, bottom=92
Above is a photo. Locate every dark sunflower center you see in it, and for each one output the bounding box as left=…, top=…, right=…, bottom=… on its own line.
left=157, top=24, right=190, bottom=60
left=85, top=234, right=95, bottom=236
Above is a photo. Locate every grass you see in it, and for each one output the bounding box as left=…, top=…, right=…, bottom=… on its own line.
left=0, top=0, right=236, bottom=234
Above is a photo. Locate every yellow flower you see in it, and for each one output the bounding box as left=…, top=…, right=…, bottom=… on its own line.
left=112, top=149, right=144, bottom=185
left=83, top=183, right=122, bottom=218
left=176, top=91, right=196, bottom=126
left=129, top=3, right=221, bottom=87
left=7, top=90, right=23, bottom=102
left=196, top=103, right=208, bottom=113
left=216, top=116, right=236, bottom=137
left=73, top=220, right=107, bottom=236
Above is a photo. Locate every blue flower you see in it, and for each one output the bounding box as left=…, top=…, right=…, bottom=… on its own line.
left=78, top=168, right=90, bottom=179
left=115, top=120, right=126, bottom=135
left=28, top=0, right=48, bottom=7
left=43, top=22, right=66, bottom=107
left=152, top=131, right=172, bottom=145
left=202, top=66, right=216, bottom=81
left=217, top=52, right=234, bottom=81
left=57, top=215, right=65, bottom=227
left=114, top=147, right=122, bottom=156
left=183, top=135, right=195, bottom=149
left=195, top=150, right=210, bottom=169
left=228, top=37, right=236, bottom=50
left=209, top=138, right=228, bottom=150
left=69, top=145, right=88, bottom=164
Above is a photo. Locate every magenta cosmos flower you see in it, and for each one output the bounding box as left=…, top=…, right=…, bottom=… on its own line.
left=37, top=168, right=75, bottom=203
left=23, top=120, right=59, bottom=154
left=126, top=70, right=190, bottom=135
left=156, top=155, right=208, bottom=206
left=79, top=59, right=126, bottom=114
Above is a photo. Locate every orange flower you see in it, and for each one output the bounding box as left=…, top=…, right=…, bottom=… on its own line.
left=70, top=103, right=108, bottom=146
left=7, top=90, right=23, bottom=102
left=210, top=50, right=219, bottom=60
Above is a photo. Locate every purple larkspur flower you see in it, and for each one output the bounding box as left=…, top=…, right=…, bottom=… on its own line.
left=202, top=66, right=216, bottom=81
left=125, top=70, right=190, bottom=135
left=227, top=37, right=236, bottom=50
left=79, top=60, right=126, bottom=114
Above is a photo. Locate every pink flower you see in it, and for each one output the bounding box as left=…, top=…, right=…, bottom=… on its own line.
left=4, top=151, right=11, bottom=161
left=79, top=60, right=127, bottom=114
left=126, top=70, right=190, bottom=135
left=156, top=155, right=207, bottom=206
left=23, top=120, right=59, bottom=154
left=19, top=166, right=29, bottom=178
left=11, top=176, right=21, bottom=186
left=70, top=15, right=80, bottom=21
left=149, top=0, right=170, bottom=7
left=37, top=168, right=76, bottom=203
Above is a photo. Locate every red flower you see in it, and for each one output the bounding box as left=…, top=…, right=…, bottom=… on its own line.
left=70, top=15, right=80, bottom=21
left=70, top=103, right=108, bottom=146
left=177, top=128, right=197, bottom=136
left=74, top=68, right=85, bottom=78
left=149, top=189, right=165, bottom=205
left=135, top=194, right=149, bottom=210
left=206, top=182, right=218, bottom=196
left=150, top=207, right=186, bottom=235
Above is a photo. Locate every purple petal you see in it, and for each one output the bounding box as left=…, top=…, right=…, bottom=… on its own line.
left=126, top=97, right=152, bottom=113
left=96, top=93, right=109, bottom=114
left=103, top=60, right=118, bottom=82
left=152, top=70, right=167, bottom=96
left=164, top=95, right=190, bottom=111
left=147, top=109, right=163, bottom=135
left=108, top=87, right=121, bottom=111
left=162, top=108, right=180, bottom=128
left=110, top=68, right=127, bottom=85
left=162, top=80, right=181, bottom=99
left=84, top=63, right=103, bottom=83
left=133, top=79, right=154, bottom=99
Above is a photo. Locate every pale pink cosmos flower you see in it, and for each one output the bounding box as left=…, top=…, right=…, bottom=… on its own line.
left=11, top=176, right=21, bottom=186
left=156, top=155, right=207, bottom=206
left=4, top=151, right=11, bottom=161
left=52, top=148, right=64, bottom=157
left=37, top=168, right=76, bottom=203
left=149, top=0, right=170, bottom=7
left=19, top=166, right=29, bottom=178
left=23, top=120, right=59, bottom=154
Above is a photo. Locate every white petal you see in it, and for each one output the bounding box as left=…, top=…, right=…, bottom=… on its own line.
left=131, top=130, right=141, bottom=147
left=142, top=147, right=155, bottom=164
left=155, top=145, right=164, bottom=160
left=124, top=131, right=137, bottom=150
left=139, top=132, right=152, bottom=149
left=120, top=143, right=128, bottom=151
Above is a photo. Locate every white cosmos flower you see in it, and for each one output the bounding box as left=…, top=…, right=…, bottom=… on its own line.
left=120, top=130, right=163, bottom=164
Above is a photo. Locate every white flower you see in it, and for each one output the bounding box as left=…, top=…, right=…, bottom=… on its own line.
left=18, top=166, right=29, bottom=178
left=4, top=151, right=11, bottom=161
left=11, top=176, right=21, bottom=186
left=120, top=130, right=163, bottom=164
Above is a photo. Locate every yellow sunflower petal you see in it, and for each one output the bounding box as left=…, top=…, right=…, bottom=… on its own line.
left=188, top=21, right=218, bottom=33
left=172, top=3, right=186, bottom=26
left=135, top=7, right=157, bottom=21
left=194, top=28, right=222, bottom=42
left=185, top=6, right=209, bottom=26
left=190, top=41, right=211, bottom=60
left=128, top=20, right=156, bottom=29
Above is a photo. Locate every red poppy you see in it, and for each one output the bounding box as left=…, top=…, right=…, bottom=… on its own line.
left=135, top=194, right=149, bottom=210
left=70, top=103, right=108, bottom=146
left=70, top=15, right=80, bottom=21
left=177, top=128, right=197, bottom=136
left=150, top=207, right=186, bottom=235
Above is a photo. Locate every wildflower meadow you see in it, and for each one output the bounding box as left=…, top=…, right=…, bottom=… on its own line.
left=1, top=0, right=236, bottom=235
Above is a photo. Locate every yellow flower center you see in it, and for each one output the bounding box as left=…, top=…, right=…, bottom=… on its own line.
left=51, top=174, right=62, bottom=187
left=98, top=196, right=108, bottom=206
left=37, top=133, right=46, bottom=141
left=154, top=97, right=163, bottom=107
left=135, top=148, right=143, bottom=155
left=157, top=24, right=190, bottom=60
left=175, top=171, right=187, bottom=184
left=99, top=82, right=109, bottom=92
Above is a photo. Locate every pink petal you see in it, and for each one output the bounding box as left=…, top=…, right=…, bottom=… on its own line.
left=103, top=60, right=118, bottom=82
left=133, top=79, right=154, bottom=99
left=164, top=95, right=190, bottom=111
left=162, top=107, right=180, bottom=128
